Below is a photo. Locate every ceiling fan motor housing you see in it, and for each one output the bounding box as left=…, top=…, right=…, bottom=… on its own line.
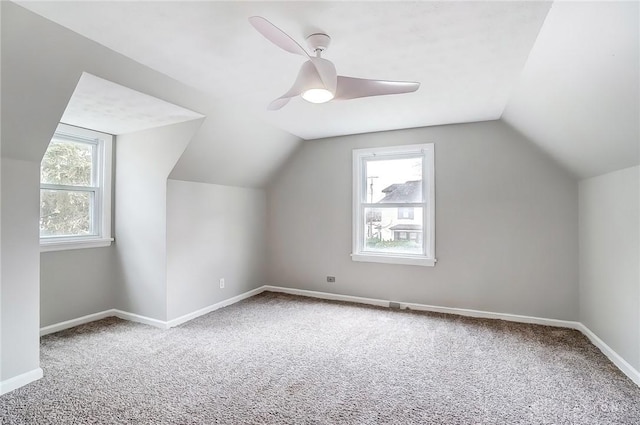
left=306, top=33, right=331, bottom=52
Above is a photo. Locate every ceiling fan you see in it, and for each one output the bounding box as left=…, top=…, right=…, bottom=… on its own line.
left=248, top=16, right=420, bottom=110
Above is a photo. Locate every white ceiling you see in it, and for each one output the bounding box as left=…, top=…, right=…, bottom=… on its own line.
left=17, top=1, right=551, bottom=140
left=13, top=1, right=639, bottom=181
left=62, top=73, right=204, bottom=135
left=503, top=1, right=639, bottom=179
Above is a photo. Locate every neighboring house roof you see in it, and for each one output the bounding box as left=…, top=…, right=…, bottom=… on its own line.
left=390, top=224, right=422, bottom=231
left=382, top=184, right=399, bottom=193
left=379, top=180, right=422, bottom=203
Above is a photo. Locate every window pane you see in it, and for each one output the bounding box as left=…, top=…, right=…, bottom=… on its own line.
left=363, top=207, right=423, bottom=254
left=41, top=140, right=93, bottom=186
left=365, top=157, right=422, bottom=203
left=40, top=190, right=94, bottom=237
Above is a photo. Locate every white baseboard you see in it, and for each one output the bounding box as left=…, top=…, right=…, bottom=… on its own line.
left=41, top=310, right=117, bottom=336
left=112, top=309, right=169, bottom=330
left=41, top=309, right=169, bottom=335
left=0, top=368, right=43, bottom=395
left=262, top=285, right=579, bottom=328
left=261, top=285, right=638, bottom=387
left=576, top=323, right=640, bottom=387
left=37, top=284, right=640, bottom=389
left=261, top=285, right=390, bottom=308
left=166, top=287, right=265, bottom=328
left=39, top=287, right=268, bottom=336
left=401, top=301, right=581, bottom=329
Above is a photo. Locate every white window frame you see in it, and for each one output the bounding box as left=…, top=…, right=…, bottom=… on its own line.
left=40, top=123, right=114, bottom=252
left=351, top=143, right=435, bottom=267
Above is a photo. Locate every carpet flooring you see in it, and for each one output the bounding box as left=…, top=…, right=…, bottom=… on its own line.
left=1, top=292, right=639, bottom=424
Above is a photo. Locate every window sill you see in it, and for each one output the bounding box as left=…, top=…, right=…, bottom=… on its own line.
left=351, top=253, right=436, bottom=267
left=40, top=238, right=114, bottom=253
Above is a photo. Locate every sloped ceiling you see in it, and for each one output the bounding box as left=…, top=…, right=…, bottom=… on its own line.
left=1, top=2, right=300, bottom=188
left=16, top=1, right=550, bottom=140
left=63, top=73, right=204, bottom=135
left=12, top=1, right=639, bottom=181
left=503, top=1, right=639, bottom=179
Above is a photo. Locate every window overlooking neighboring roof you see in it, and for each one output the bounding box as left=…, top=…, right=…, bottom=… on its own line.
left=40, top=123, right=113, bottom=251
left=352, top=143, right=435, bottom=266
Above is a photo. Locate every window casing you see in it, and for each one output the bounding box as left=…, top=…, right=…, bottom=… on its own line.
left=352, top=143, right=435, bottom=266
left=40, top=124, right=113, bottom=251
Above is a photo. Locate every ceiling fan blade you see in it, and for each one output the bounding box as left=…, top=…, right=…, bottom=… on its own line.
left=309, top=57, right=337, bottom=94
left=268, top=98, right=291, bottom=111
left=334, top=76, right=420, bottom=100
left=266, top=63, right=314, bottom=110
left=249, top=16, right=309, bottom=58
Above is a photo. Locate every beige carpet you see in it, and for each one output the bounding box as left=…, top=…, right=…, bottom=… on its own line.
left=1, top=292, right=639, bottom=424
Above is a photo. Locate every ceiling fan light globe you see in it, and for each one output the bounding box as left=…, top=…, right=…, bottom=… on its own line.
left=301, top=88, right=334, bottom=104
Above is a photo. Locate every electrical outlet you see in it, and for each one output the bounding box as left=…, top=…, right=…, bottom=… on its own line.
left=219, top=278, right=225, bottom=289
left=326, top=276, right=336, bottom=283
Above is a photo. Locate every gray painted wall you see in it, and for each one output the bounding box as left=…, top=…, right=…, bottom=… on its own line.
left=1, top=158, right=40, bottom=380
left=115, top=120, right=202, bottom=321
left=0, top=1, right=207, bottom=385
left=2, top=2, right=78, bottom=381
left=267, top=120, right=579, bottom=320
left=579, top=165, right=640, bottom=371
left=166, top=180, right=266, bottom=320
left=3, top=0, right=637, bottom=393
left=40, top=145, right=118, bottom=328
left=40, top=248, right=116, bottom=327
left=0, top=1, right=293, bottom=368
left=0, top=0, right=4, bottom=382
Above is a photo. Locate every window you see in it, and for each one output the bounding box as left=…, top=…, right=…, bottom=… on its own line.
left=352, top=143, right=435, bottom=266
left=40, top=124, right=113, bottom=251
left=398, top=207, right=414, bottom=220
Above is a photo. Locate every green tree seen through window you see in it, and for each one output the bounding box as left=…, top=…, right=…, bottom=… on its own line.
left=40, top=140, right=95, bottom=237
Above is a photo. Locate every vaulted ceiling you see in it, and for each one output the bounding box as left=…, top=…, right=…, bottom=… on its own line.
left=14, top=1, right=640, bottom=181
left=503, top=1, right=638, bottom=178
